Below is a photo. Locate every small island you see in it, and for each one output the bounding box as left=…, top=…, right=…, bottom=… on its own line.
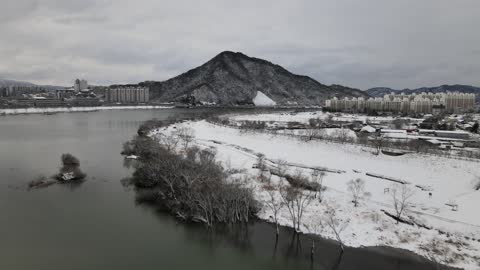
left=55, top=153, right=86, bottom=181
left=28, top=153, right=86, bottom=189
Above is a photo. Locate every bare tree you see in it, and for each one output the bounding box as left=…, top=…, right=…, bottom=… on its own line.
left=275, top=159, right=288, bottom=177
left=158, top=134, right=181, bottom=152
left=256, top=154, right=268, bottom=182
left=305, top=128, right=320, bottom=141
left=347, top=178, right=368, bottom=207
left=391, top=184, right=415, bottom=224
left=325, top=206, right=348, bottom=251
left=371, top=133, right=385, bottom=155
left=311, top=169, right=326, bottom=203
left=265, top=186, right=284, bottom=236
left=306, top=221, right=324, bottom=262
left=408, top=139, right=430, bottom=153
left=279, top=173, right=315, bottom=232
left=325, top=205, right=349, bottom=270
left=422, top=237, right=454, bottom=269
left=176, top=126, right=195, bottom=151
left=336, top=127, right=351, bottom=144
left=292, top=187, right=314, bottom=232
left=317, top=129, right=327, bottom=140
left=279, top=182, right=299, bottom=231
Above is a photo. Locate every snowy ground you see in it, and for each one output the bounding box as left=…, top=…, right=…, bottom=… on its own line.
left=229, top=110, right=424, bottom=125
left=275, top=128, right=358, bottom=140
left=150, top=117, right=480, bottom=269
left=0, top=105, right=173, bottom=115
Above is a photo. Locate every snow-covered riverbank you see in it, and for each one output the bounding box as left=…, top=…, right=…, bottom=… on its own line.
left=0, top=105, right=174, bottom=115
left=151, top=119, right=480, bottom=270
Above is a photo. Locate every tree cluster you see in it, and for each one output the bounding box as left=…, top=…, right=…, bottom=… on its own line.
left=56, top=153, right=86, bottom=181
left=125, top=124, right=259, bottom=227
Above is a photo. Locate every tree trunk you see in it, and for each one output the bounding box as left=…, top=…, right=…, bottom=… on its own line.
left=333, top=244, right=345, bottom=270
left=310, top=239, right=315, bottom=260
left=273, top=233, right=279, bottom=259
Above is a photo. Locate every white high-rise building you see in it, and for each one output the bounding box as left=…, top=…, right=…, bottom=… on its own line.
left=324, top=92, right=476, bottom=114
left=105, top=87, right=149, bottom=104
left=74, top=79, right=88, bottom=92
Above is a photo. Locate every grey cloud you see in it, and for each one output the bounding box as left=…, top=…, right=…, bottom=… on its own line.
left=0, top=0, right=98, bottom=23
left=54, top=14, right=108, bottom=25
left=1, top=0, right=480, bottom=89
left=0, top=0, right=39, bottom=22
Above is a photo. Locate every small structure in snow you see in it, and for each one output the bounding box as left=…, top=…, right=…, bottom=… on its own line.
left=445, top=201, right=458, bottom=211
left=451, top=142, right=465, bottom=148
left=253, top=91, right=276, bottom=107
left=61, top=172, right=76, bottom=181
left=381, top=149, right=408, bottom=156
left=426, top=139, right=442, bottom=145
left=360, top=125, right=376, bottom=133
left=418, top=129, right=471, bottom=140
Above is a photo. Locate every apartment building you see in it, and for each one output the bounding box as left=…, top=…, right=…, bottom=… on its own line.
left=325, top=92, right=475, bottom=114
left=105, top=87, right=149, bottom=104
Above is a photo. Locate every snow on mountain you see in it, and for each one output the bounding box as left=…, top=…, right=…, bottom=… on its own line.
left=253, top=91, right=276, bottom=106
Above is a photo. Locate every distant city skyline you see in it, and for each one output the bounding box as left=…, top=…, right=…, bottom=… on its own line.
left=1, top=0, right=480, bottom=89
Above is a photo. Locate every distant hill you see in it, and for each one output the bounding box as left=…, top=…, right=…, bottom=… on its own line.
left=0, top=79, right=36, bottom=88
left=0, top=78, right=65, bottom=90
left=366, top=85, right=480, bottom=103
left=118, top=51, right=369, bottom=105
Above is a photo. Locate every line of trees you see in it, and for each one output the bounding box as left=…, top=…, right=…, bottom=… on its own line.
left=123, top=120, right=259, bottom=227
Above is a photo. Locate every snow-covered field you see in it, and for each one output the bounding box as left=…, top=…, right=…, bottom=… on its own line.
left=0, top=105, right=173, bottom=115
left=276, top=128, right=357, bottom=140
left=150, top=114, right=480, bottom=269
left=229, top=110, right=421, bottom=124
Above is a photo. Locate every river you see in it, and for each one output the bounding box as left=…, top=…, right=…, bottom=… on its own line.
left=0, top=109, right=442, bottom=270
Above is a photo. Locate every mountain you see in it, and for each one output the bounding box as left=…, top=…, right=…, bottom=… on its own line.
left=366, top=85, right=480, bottom=102
left=0, top=78, right=65, bottom=90
left=125, top=51, right=369, bottom=105
left=0, top=79, right=36, bottom=88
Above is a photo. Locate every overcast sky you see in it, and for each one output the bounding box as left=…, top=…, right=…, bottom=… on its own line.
left=1, top=0, right=479, bottom=89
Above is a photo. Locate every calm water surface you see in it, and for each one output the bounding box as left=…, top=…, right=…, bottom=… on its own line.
left=0, top=109, right=441, bottom=270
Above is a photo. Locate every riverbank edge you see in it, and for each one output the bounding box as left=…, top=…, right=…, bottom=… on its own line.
left=132, top=118, right=464, bottom=270
left=0, top=105, right=175, bottom=115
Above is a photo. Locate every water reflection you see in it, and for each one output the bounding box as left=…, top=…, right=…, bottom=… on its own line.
left=141, top=208, right=446, bottom=270
left=176, top=221, right=341, bottom=270
left=57, top=178, right=86, bottom=191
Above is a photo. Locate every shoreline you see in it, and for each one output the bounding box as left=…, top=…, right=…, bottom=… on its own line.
left=0, top=105, right=175, bottom=115
left=147, top=118, right=480, bottom=270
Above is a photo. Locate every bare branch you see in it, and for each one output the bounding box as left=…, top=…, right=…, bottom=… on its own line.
left=391, top=184, right=415, bottom=224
